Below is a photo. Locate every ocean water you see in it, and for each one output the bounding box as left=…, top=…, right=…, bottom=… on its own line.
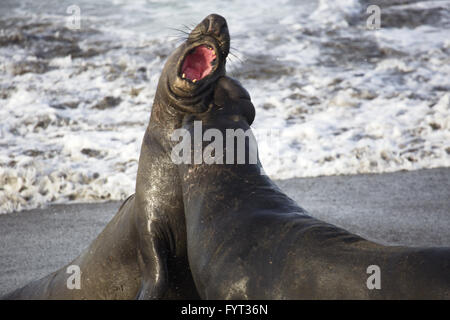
left=0, top=0, right=449, bottom=214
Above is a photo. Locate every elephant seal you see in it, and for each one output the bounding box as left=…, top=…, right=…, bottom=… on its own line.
left=171, top=78, right=450, bottom=297
left=3, top=13, right=230, bottom=300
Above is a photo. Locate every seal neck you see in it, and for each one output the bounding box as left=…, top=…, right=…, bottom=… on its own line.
left=149, top=77, right=216, bottom=132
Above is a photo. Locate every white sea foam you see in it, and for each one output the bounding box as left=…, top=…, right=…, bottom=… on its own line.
left=0, top=0, right=449, bottom=213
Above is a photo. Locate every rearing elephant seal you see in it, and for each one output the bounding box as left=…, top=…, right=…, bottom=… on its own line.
left=3, top=13, right=229, bottom=299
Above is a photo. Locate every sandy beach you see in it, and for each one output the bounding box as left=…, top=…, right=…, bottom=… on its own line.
left=1, top=167, right=449, bottom=296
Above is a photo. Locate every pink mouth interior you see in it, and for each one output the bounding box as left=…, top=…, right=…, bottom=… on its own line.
left=181, top=45, right=216, bottom=81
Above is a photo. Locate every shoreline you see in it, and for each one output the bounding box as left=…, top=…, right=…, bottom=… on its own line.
left=1, top=167, right=449, bottom=296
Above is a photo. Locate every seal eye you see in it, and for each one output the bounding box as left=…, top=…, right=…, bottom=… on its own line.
left=181, top=45, right=216, bottom=82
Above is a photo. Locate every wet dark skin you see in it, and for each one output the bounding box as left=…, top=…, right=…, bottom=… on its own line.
left=168, top=16, right=449, bottom=299
left=177, top=78, right=450, bottom=299
left=3, top=14, right=229, bottom=300
left=5, top=14, right=449, bottom=300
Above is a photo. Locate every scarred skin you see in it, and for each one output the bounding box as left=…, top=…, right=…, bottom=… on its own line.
left=2, top=14, right=229, bottom=300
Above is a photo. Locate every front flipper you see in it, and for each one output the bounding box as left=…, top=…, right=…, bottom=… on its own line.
left=135, top=232, right=170, bottom=299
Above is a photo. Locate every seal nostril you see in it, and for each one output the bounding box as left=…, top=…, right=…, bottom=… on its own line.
left=207, top=20, right=218, bottom=35
left=205, top=14, right=227, bottom=36
left=204, top=18, right=211, bottom=34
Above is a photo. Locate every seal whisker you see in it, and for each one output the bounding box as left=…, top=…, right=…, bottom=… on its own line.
left=228, top=51, right=244, bottom=64
left=167, top=35, right=188, bottom=45
left=181, top=24, right=194, bottom=32
left=230, top=45, right=244, bottom=53
left=167, top=27, right=190, bottom=36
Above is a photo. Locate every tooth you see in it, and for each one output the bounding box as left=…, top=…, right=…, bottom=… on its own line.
left=193, top=79, right=197, bottom=83
left=182, top=73, right=186, bottom=78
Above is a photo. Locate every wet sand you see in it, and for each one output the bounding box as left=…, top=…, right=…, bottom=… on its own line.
left=1, top=168, right=449, bottom=296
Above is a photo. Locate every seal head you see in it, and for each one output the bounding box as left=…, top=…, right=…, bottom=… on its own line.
left=157, top=14, right=230, bottom=114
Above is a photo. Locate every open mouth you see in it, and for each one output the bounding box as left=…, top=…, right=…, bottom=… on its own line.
left=181, top=45, right=217, bottom=83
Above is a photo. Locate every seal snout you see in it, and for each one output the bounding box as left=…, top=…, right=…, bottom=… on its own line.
left=204, top=14, right=228, bottom=37
left=200, top=14, right=230, bottom=54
